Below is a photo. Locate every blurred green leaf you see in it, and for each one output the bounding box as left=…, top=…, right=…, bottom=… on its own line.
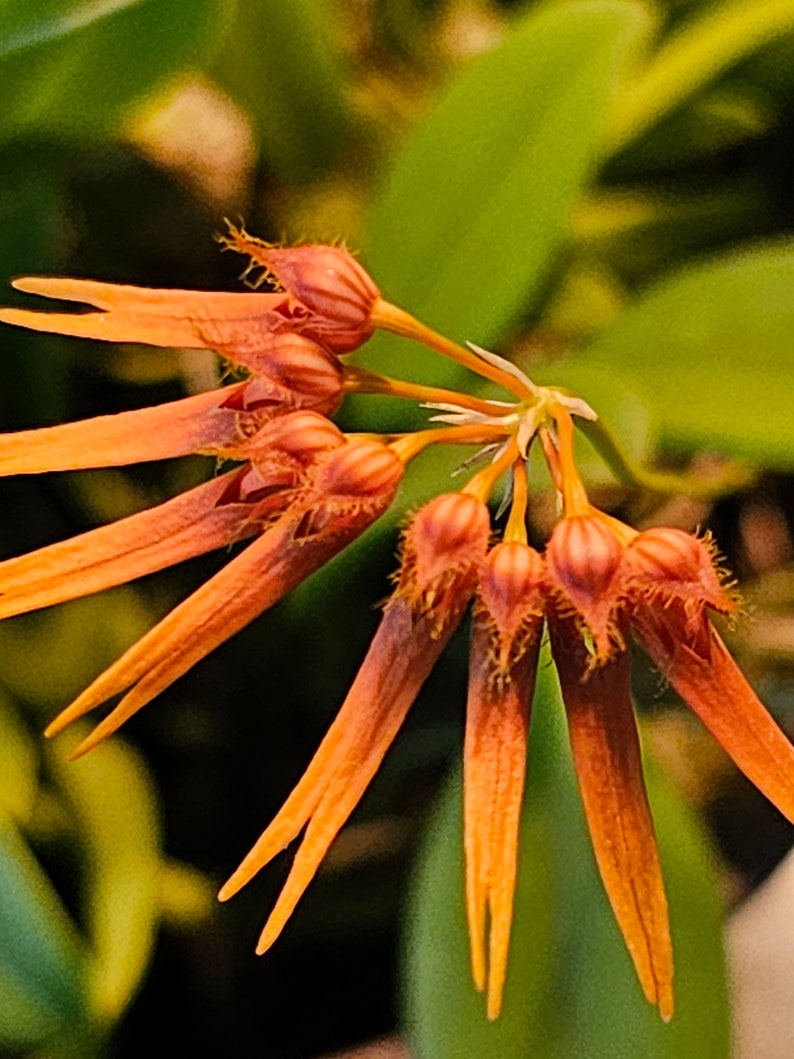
left=0, top=810, right=88, bottom=1048
left=211, top=0, right=351, bottom=183
left=0, top=691, right=38, bottom=823
left=358, top=0, right=651, bottom=406
left=46, top=729, right=162, bottom=1025
left=405, top=655, right=730, bottom=1057
left=607, top=0, right=794, bottom=153
left=566, top=239, right=794, bottom=468
left=0, top=0, right=225, bottom=142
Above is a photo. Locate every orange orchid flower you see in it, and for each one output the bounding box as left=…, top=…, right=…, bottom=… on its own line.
left=1, top=231, right=792, bottom=1025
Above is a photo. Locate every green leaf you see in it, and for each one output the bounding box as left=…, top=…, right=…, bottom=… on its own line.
left=211, top=0, right=350, bottom=183
left=404, top=654, right=730, bottom=1057
left=0, top=0, right=224, bottom=142
left=0, top=810, right=88, bottom=1048
left=357, top=0, right=651, bottom=411
left=566, top=240, right=794, bottom=468
left=607, top=0, right=794, bottom=153
left=46, top=729, right=162, bottom=1025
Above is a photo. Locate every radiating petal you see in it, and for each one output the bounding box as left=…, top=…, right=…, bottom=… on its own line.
left=465, top=618, right=538, bottom=1019
left=0, top=470, right=257, bottom=619
left=0, top=385, right=247, bottom=475
left=2, top=279, right=290, bottom=359
left=549, top=614, right=674, bottom=1020
left=46, top=440, right=404, bottom=754
left=221, top=594, right=465, bottom=948
left=219, top=493, right=490, bottom=948
left=633, top=606, right=794, bottom=825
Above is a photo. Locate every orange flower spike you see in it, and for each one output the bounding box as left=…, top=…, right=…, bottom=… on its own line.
left=548, top=612, right=674, bottom=1021
left=625, top=529, right=794, bottom=826
left=46, top=437, right=404, bottom=758
left=221, top=225, right=380, bottom=354
left=219, top=494, right=491, bottom=952
left=465, top=541, right=545, bottom=1019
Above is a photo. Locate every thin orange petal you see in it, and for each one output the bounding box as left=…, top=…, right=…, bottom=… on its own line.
left=0, top=385, right=246, bottom=475
left=48, top=441, right=404, bottom=751
left=221, top=593, right=466, bottom=948
left=2, top=278, right=289, bottom=355
left=49, top=500, right=385, bottom=753
left=465, top=618, right=537, bottom=1020
left=549, top=614, right=674, bottom=1020
left=633, top=606, right=794, bottom=825
left=0, top=470, right=257, bottom=620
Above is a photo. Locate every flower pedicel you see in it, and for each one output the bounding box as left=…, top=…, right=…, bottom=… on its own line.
left=1, top=227, right=793, bottom=1021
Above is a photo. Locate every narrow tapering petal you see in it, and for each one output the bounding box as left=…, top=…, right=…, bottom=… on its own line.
left=465, top=622, right=538, bottom=1018
left=46, top=440, right=404, bottom=753
left=2, top=279, right=290, bottom=356
left=223, top=595, right=464, bottom=946
left=633, top=606, right=794, bottom=825
left=464, top=542, right=544, bottom=1019
left=549, top=614, right=674, bottom=1020
left=0, top=470, right=261, bottom=619
left=220, top=493, right=490, bottom=949
left=0, top=385, right=248, bottom=475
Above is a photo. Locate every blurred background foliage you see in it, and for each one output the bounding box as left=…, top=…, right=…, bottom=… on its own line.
left=0, top=0, right=794, bottom=1056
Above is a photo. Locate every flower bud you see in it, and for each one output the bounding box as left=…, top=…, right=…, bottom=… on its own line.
left=477, top=542, right=545, bottom=672
left=408, top=494, right=491, bottom=592
left=545, top=514, right=626, bottom=655
left=312, top=439, right=404, bottom=500
left=622, top=526, right=734, bottom=616
left=224, top=226, right=379, bottom=353
left=221, top=334, right=344, bottom=416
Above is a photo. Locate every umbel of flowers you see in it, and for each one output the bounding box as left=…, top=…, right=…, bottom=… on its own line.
left=1, top=228, right=793, bottom=1021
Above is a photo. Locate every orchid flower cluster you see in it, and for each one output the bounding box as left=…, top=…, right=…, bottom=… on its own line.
left=1, top=229, right=793, bottom=1022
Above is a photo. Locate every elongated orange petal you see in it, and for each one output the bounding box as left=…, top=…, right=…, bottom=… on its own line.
left=549, top=614, right=674, bottom=1021
left=220, top=594, right=466, bottom=946
left=465, top=619, right=538, bottom=1020
left=0, top=470, right=259, bottom=620
left=633, top=606, right=794, bottom=825
left=2, top=278, right=289, bottom=359
left=220, top=493, right=490, bottom=944
left=47, top=441, right=404, bottom=754
left=0, top=385, right=246, bottom=475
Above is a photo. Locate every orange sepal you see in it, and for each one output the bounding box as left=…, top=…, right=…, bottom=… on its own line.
left=45, top=440, right=403, bottom=756
left=464, top=542, right=544, bottom=1018
left=632, top=605, right=794, bottom=825
left=0, top=385, right=248, bottom=475
left=1, top=277, right=292, bottom=364
left=549, top=613, right=674, bottom=1021
left=0, top=469, right=260, bottom=620
left=220, top=492, right=489, bottom=950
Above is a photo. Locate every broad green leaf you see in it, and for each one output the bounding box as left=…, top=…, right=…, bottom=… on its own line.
left=211, top=0, right=350, bottom=182
left=565, top=240, right=794, bottom=468
left=46, top=729, right=162, bottom=1025
left=357, top=0, right=651, bottom=409
left=0, top=0, right=224, bottom=141
left=404, top=654, right=730, bottom=1057
left=0, top=810, right=88, bottom=1048
left=607, top=0, right=794, bottom=153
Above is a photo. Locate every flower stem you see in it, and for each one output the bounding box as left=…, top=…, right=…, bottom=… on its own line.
left=370, top=299, right=533, bottom=400
left=342, top=365, right=507, bottom=416
left=462, top=440, right=519, bottom=505
left=504, top=460, right=529, bottom=545
left=389, top=423, right=509, bottom=464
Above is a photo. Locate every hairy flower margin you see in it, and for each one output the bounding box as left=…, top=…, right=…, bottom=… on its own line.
left=1, top=228, right=793, bottom=1022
